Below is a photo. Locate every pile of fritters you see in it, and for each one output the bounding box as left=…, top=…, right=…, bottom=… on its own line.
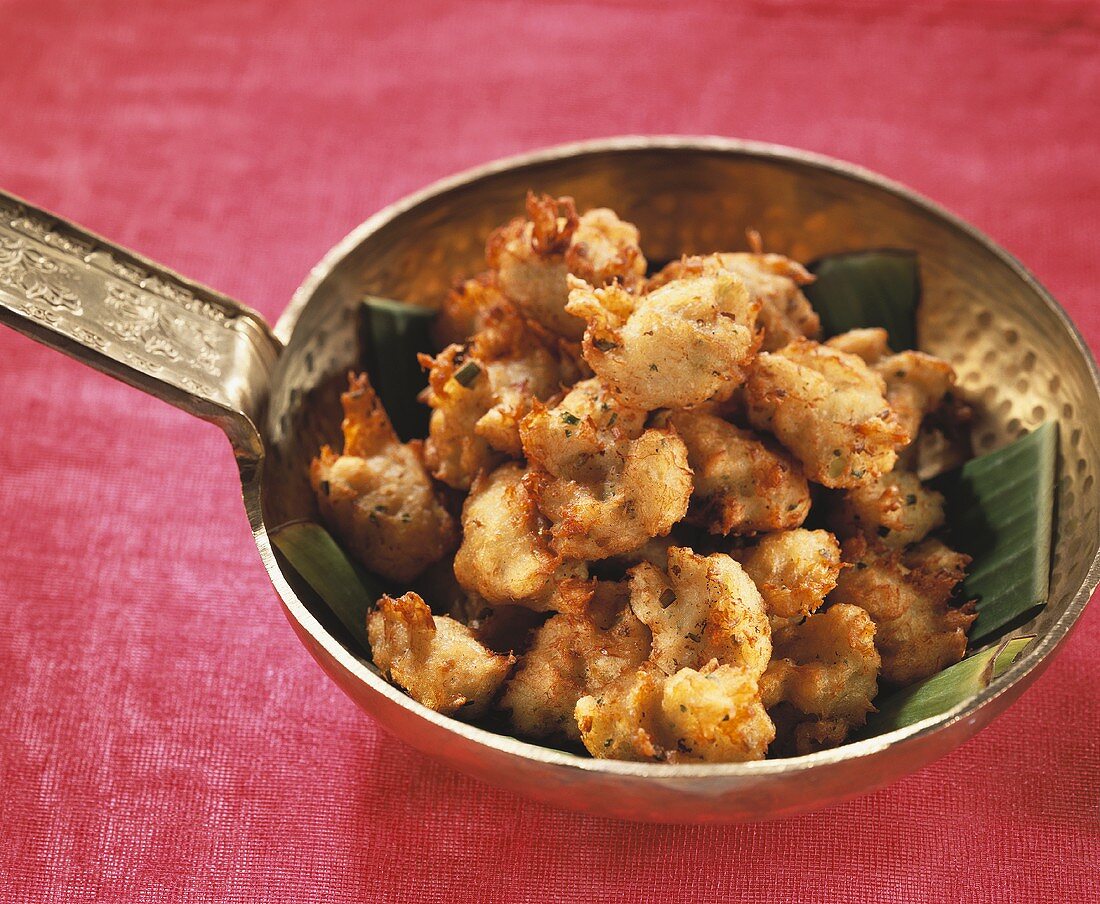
left=310, top=193, right=976, bottom=762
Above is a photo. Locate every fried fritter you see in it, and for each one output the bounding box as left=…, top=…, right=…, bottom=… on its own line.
left=486, top=193, right=646, bottom=339
left=877, top=350, right=956, bottom=441
left=826, top=328, right=957, bottom=440
left=628, top=546, right=771, bottom=678
left=500, top=581, right=650, bottom=741
left=745, top=339, right=909, bottom=488
left=656, top=410, right=810, bottom=535
left=566, top=273, right=762, bottom=410
left=431, top=273, right=506, bottom=349
left=767, top=707, right=852, bottom=756
left=761, top=604, right=880, bottom=754
left=575, top=660, right=775, bottom=762
left=413, top=557, right=544, bottom=653
left=420, top=303, right=571, bottom=489
left=310, top=373, right=457, bottom=583
left=649, top=251, right=820, bottom=351
left=828, top=536, right=976, bottom=685
left=520, top=379, right=692, bottom=560
left=452, top=462, right=590, bottom=610
left=736, top=529, right=843, bottom=620
left=368, top=592, right=514, bottom=718
left=829, top=469, right=945, bottom=549
left=319, top=194, right=986, bottom=765
left=824, top=327, right=891, bottom=364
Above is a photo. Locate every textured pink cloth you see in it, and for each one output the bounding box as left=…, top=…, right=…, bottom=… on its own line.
left=1, top=0, right=1098, bottom=900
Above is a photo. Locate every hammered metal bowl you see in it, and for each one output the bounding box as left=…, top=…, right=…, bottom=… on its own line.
left=2, top=137, right=1097, bottom=823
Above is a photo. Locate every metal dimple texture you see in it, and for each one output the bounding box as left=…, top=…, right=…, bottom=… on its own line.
left=920, top=258, right=1096, bottom=636
left=265, top=143, right=1100, bottom=686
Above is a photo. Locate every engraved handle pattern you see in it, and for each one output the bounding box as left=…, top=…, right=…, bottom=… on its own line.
left=0, top=191, right=280, bottom=466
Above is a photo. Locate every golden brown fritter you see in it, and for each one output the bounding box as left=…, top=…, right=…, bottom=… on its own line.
left=877, top=350, right=956, bottom=441
left=317, top=194, right=983, bottom=765
left=574, top=548, right=774, bottom=762
left=828, top=536, right=976, bottom=686
left=431, top=273, right=506, bottom=349
left=628, top=546, right=771, bottom=678
left=452, top=462, right=590, bottom=611
left=736, top=529, right=843, bottom=620
left=829, top=470, right=945, bottom=549
left=420, top=303, right=572, bottom=489
left=761, top=604, right=880, bottom=754
left=826, top=328, right=957, bottom=440
left=310, top=373, right=457, bottom=583
left=520, top=379, right=692, bottom=560
left=649, top=251, right=820, bottom=351
left=412, top=557, right=543, bottom=653
left=486, top=193, right=646, bottom=339
left=368, top=592, right=514, bottom=718
left=745, top=339, right=909, bottom=488
left=774, top=714, right=851, bottom=756
left=500, top=581, right=650, bottom=741
left=824, top=327, right=891, bottom=363
left=566, top=273, right=762, bottom=410
left=656, top=410, right=810, bottom=535
left=575, top=660, right=775, bottom=762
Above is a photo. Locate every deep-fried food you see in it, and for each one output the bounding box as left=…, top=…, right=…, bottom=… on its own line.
left=574, top=547, right=775, bottom=761
left=420, top=302, right=569, bottom=489
left=368, top=592, right=514, bottom=718
left=649, top=251, right=819, bottom=351
left=566, top=273, right=762, bottom=410
left=745, top=339, right=909, bottom=487
left=824, top=327, right=891, bottom=363
left=602, top=534, right=678, bottom=574
left=452, top=462, right=590, bottom=610
left=736, top=529, right=843, bottom=620
left=826, top=328, right=957, bottom=439
left=828, top=536, right=976, bottom=685
left=431, top=273, right=506, bottom=349
left=501, top=581, right=650, bottom=740
left=628, top=546, right=771, bottom=678
left=656, top=410, right=810, bottom=535
left=829, top=469, right=945, bottom=549
left=575, top=660, right=775, bottom=762
left=486, top=193, right=646, bottom=339
left=877, top=350, right=955, bottom=441
left=310, top=194, right=983, bottom=765
left=761, top=604, right=880, bottom=754
left=520, top=379, right=692, bottom=559
left=310, top=373, right=457, bottom=582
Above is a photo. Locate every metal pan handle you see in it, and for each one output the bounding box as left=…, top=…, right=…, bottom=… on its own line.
left=0, top=190, right=280, bottom=475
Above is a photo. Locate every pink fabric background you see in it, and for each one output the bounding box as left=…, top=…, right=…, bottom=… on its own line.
left=1, top=0, right=1098, bottom=900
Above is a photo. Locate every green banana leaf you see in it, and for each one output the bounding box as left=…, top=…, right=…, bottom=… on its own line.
left=933, top=421, right=1057, bottom=645
left=270, top=521, right=384, bottom=654
left=360, top=295, right=436, bottom=442
left=802, top=250, right=1054, bottom=737
left=860, top=635, right=1034, bottom=736
left=805, top=249, right=920, bottom=349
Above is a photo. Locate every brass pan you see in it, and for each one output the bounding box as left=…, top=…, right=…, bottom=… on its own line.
left=3, top=137, right=1096, bottom=822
